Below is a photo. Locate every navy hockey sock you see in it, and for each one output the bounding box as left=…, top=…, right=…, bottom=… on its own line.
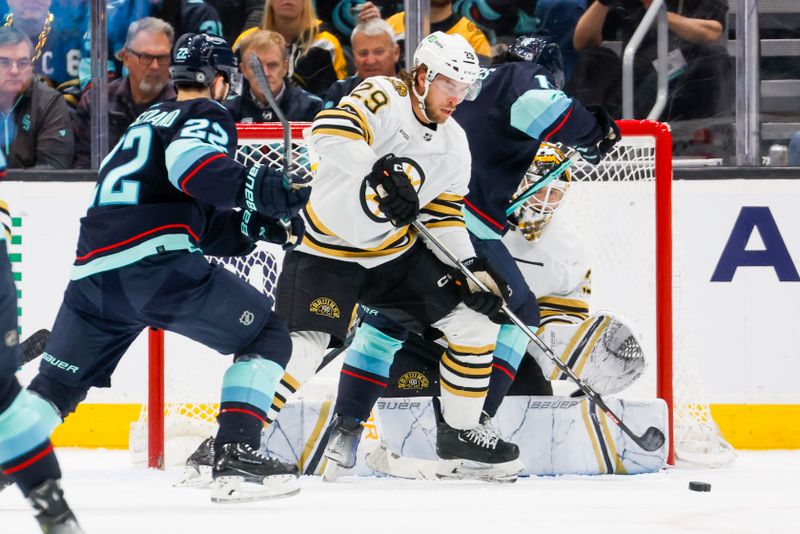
left=335, top=363, right=388, bottom=421
left=1, top=439, right=61, bottom=496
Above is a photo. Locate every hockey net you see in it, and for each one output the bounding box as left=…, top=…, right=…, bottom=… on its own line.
left=132, top=120, right=734, bottom=469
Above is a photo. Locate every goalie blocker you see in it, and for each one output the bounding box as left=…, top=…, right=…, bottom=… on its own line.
left=381, top=312, right=645, bottom=399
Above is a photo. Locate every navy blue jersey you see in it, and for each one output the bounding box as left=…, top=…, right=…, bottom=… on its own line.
left=454, top=62, right=603, bottom=237
left=72, top=98, right=254, bottom=280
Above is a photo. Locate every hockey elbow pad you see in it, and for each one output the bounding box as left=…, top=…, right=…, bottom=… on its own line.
left=239, top=163, right=311, bottom=220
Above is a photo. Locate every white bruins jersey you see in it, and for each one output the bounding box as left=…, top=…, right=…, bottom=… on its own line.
left=503, top=213, right=592, bottom=328
left=305, top=75, right=475, bottom=268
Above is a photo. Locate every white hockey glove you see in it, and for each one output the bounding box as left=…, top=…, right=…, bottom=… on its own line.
left=530, top=312, right=645, bottom=395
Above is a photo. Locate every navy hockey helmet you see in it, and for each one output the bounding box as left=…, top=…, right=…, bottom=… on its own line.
left=507, top=36, right=564, bottom=90
left=170, top=33, right=242, bottom=96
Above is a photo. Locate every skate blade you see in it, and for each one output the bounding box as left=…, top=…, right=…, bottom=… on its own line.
left=210, top=474, right=301, bottom=503
left=173, top=465, right=213, bottom=489
left=435, top=458, right=524, bottom=483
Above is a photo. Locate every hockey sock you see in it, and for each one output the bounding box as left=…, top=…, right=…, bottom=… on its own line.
left=265, top=330, right=330, bottom=425
left=482, top=324, right=531, bottom=417
left=0, top=389, right=62, bottom=496
left=216, top=356, right=283, bottom=448
left=334, top=323, right=403, bottom=420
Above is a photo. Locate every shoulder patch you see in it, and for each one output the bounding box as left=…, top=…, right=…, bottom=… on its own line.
left=389, top=78, right=408, bottom=97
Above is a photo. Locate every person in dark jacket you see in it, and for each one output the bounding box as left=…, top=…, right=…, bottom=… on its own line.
left=72, top=17, right=176, bottom=169
left=0, top=26, right=72, bottom=169
left=322, top=18, right=399, bottom=109
left=225, top=29, right=322, bottom=122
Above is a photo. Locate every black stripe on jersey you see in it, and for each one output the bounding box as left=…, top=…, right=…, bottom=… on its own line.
left=302, top=229, right=412, bottom=256
left=311, top=123, right=366, bottom=142
left=446, top=346, right=493, bottom=360
left=426, top=197, right=463, bottom=213
left=439, top=375, right=488, bottom=394
left=538, top=301, right=590, bottom=315
left=441, top=362, right=492, bottom=381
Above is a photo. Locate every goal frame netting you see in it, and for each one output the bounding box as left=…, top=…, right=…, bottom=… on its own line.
left=141, top=120, right=729, bottom=470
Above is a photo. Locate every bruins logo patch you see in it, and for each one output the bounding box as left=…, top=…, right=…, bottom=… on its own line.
left=309, top=297, right=341, bottom=319
left=389, top=78, right=408, bottom=97
left=397, top=371, right=429, bottom=390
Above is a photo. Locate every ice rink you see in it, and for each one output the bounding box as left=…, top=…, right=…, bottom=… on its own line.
left=2, top=449, right=798, bottom=534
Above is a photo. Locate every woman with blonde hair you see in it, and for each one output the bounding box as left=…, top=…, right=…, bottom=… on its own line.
left=235, top=0, right=347, bottom=96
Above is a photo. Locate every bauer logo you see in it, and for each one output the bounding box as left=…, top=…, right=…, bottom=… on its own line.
left=42, top=353, right=79, bottom=373
left=239, top=310, right=255, bottom=326
left=377, top=401, right=422, bottom=410
left=309, top=297, right=340, bottom=319
left=397, top=371, right=429, bottom=390
left=528, top=400, right=580, bottom=410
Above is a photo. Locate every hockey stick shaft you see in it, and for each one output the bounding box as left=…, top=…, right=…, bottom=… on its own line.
left=247, top=53, right=301, bottom=248
left=504, top=149, right=579, bottom=217
left=411, top=221, right=665, bottom=452
left=20, top=328, right=50, bottom=366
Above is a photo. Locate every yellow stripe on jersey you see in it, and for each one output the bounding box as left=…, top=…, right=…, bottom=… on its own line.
left=340, top=104, right=373, bottom=145
left=303, top=202, right=338, bottom=237
left=447, top=341, right=495, bottom=355
left=421, top=220, right=466, bottom=229
left=302, top=221, right=418, bottom=258
left=422, top=200, right=463, bottom=217
left=538, top=296, right=590, bottom=315
left=313, top=107, right=374, bottom=145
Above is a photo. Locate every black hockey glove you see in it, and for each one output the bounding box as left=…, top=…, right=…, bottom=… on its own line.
left=576, top=105, right=622, bottom=165
left=240, top=210, right=306, bottom=251
left=238, top=163, right=311, bottom=220
left=366, top=154, right=420, bottom=227
left=451, top=257, right=510, bottom=324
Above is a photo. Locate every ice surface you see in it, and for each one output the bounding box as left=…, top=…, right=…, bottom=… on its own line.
left=1, top=449, right=798, bottom=534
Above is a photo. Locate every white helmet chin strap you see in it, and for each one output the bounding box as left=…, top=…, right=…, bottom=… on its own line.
left=412, top=73, right=433, bottom=123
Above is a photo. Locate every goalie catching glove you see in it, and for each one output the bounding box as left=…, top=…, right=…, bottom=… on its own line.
left=530, top=312, right=645, bottom=395
left=450, top=257, right=510, bottom=324
left=240, top=210, right=305, bottom=251
left=576, top=105, right=621, bottom=165
left=366, top=154, right=420, bottom=227
left=238, top=163, right=311, bottom=220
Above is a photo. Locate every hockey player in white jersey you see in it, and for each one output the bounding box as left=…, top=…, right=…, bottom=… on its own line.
left=263, top=31, right=522, bottom=480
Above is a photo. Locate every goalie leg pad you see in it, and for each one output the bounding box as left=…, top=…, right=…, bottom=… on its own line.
left=531, top=313, right=645, bottom=395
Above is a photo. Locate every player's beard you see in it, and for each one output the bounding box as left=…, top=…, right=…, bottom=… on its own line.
left=423, top=94, right=454, bottom=124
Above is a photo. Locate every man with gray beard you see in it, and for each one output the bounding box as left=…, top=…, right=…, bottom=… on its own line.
left=72, top=17, right=176, bottom=168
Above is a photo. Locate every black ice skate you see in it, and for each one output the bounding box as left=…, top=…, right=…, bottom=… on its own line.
left=27, top=479, right=85, bottom=534
left=173, top=436, right=215, bottom=489
left=210, top=442, right=300, bottom=503
left=435, top=412, right=524, bottom=483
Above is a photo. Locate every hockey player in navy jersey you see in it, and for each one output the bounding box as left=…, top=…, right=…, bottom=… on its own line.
left=0, top=153, right=85, bottom=533
left=24, top=33, right=310, bottom=504
left=321, top=37, right=623, bottom=475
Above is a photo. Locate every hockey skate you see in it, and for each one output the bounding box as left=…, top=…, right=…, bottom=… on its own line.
left=27, top=479, right=85, bottom=534
left=174, top=436, right=215, bottom=488
left=321, top=414, right=364, bottom=481
left=210, top=442, right=300, bottom=503
left=435, top=413, right=524, bottom=483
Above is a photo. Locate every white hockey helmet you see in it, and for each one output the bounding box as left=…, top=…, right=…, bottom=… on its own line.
left=511, top=142, right=572, bottom=242
left=413, top=31, right=481, bottom=100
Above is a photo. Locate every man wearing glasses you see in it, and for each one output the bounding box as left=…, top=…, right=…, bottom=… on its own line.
left=72, top=17, right=176, bottom=169
left=0, top=24, right=73, bottom=169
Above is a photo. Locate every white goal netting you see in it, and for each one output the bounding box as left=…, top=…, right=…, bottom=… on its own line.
left=130, top=121, right=734, bottom=469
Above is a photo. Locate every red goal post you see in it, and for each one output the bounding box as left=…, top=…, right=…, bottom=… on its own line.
left=143, top=120, right=733, bottom=470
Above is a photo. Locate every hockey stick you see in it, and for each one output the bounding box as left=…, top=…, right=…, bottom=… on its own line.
left=247, top=52, right=303, bottom=248
left=410, top=221, right=665, bottom=452
left=20, top=328, right=50, bottom=366
left=505, top=148, right=579, bottom=217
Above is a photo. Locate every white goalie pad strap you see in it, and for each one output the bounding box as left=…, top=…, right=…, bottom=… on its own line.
left=530, top=313, right=646, bottom=395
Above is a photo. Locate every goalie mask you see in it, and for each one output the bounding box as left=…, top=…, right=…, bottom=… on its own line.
left=510, top=143, right=571, bottom=242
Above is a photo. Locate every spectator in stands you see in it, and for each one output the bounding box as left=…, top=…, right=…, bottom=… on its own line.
left=234, top=0, right=348, bottom=97
left=322, top=18, right=399, bottom=109
left=226, top=29, right=322, bottom=122
left=314, top=0, right=401, bottom=45
left=2, top=0, right=86, bottom=99
left=206, top=0, right=265, bottom=46
left=0, top=26, right=73, bottom=168
left=72, top=17, right=175, bottom=169
left=381, top=0, right=491, bottom=63
left=570, top=0, right=733, bottom=121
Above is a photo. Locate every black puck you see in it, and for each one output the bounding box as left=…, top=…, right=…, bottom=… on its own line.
left=688, top=481, right=711, bottom=492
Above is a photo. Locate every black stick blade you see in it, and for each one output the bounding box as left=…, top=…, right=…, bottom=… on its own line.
left=21, top=328, right=50, bottom=365
left=637, top=427, right=666, bottom=451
